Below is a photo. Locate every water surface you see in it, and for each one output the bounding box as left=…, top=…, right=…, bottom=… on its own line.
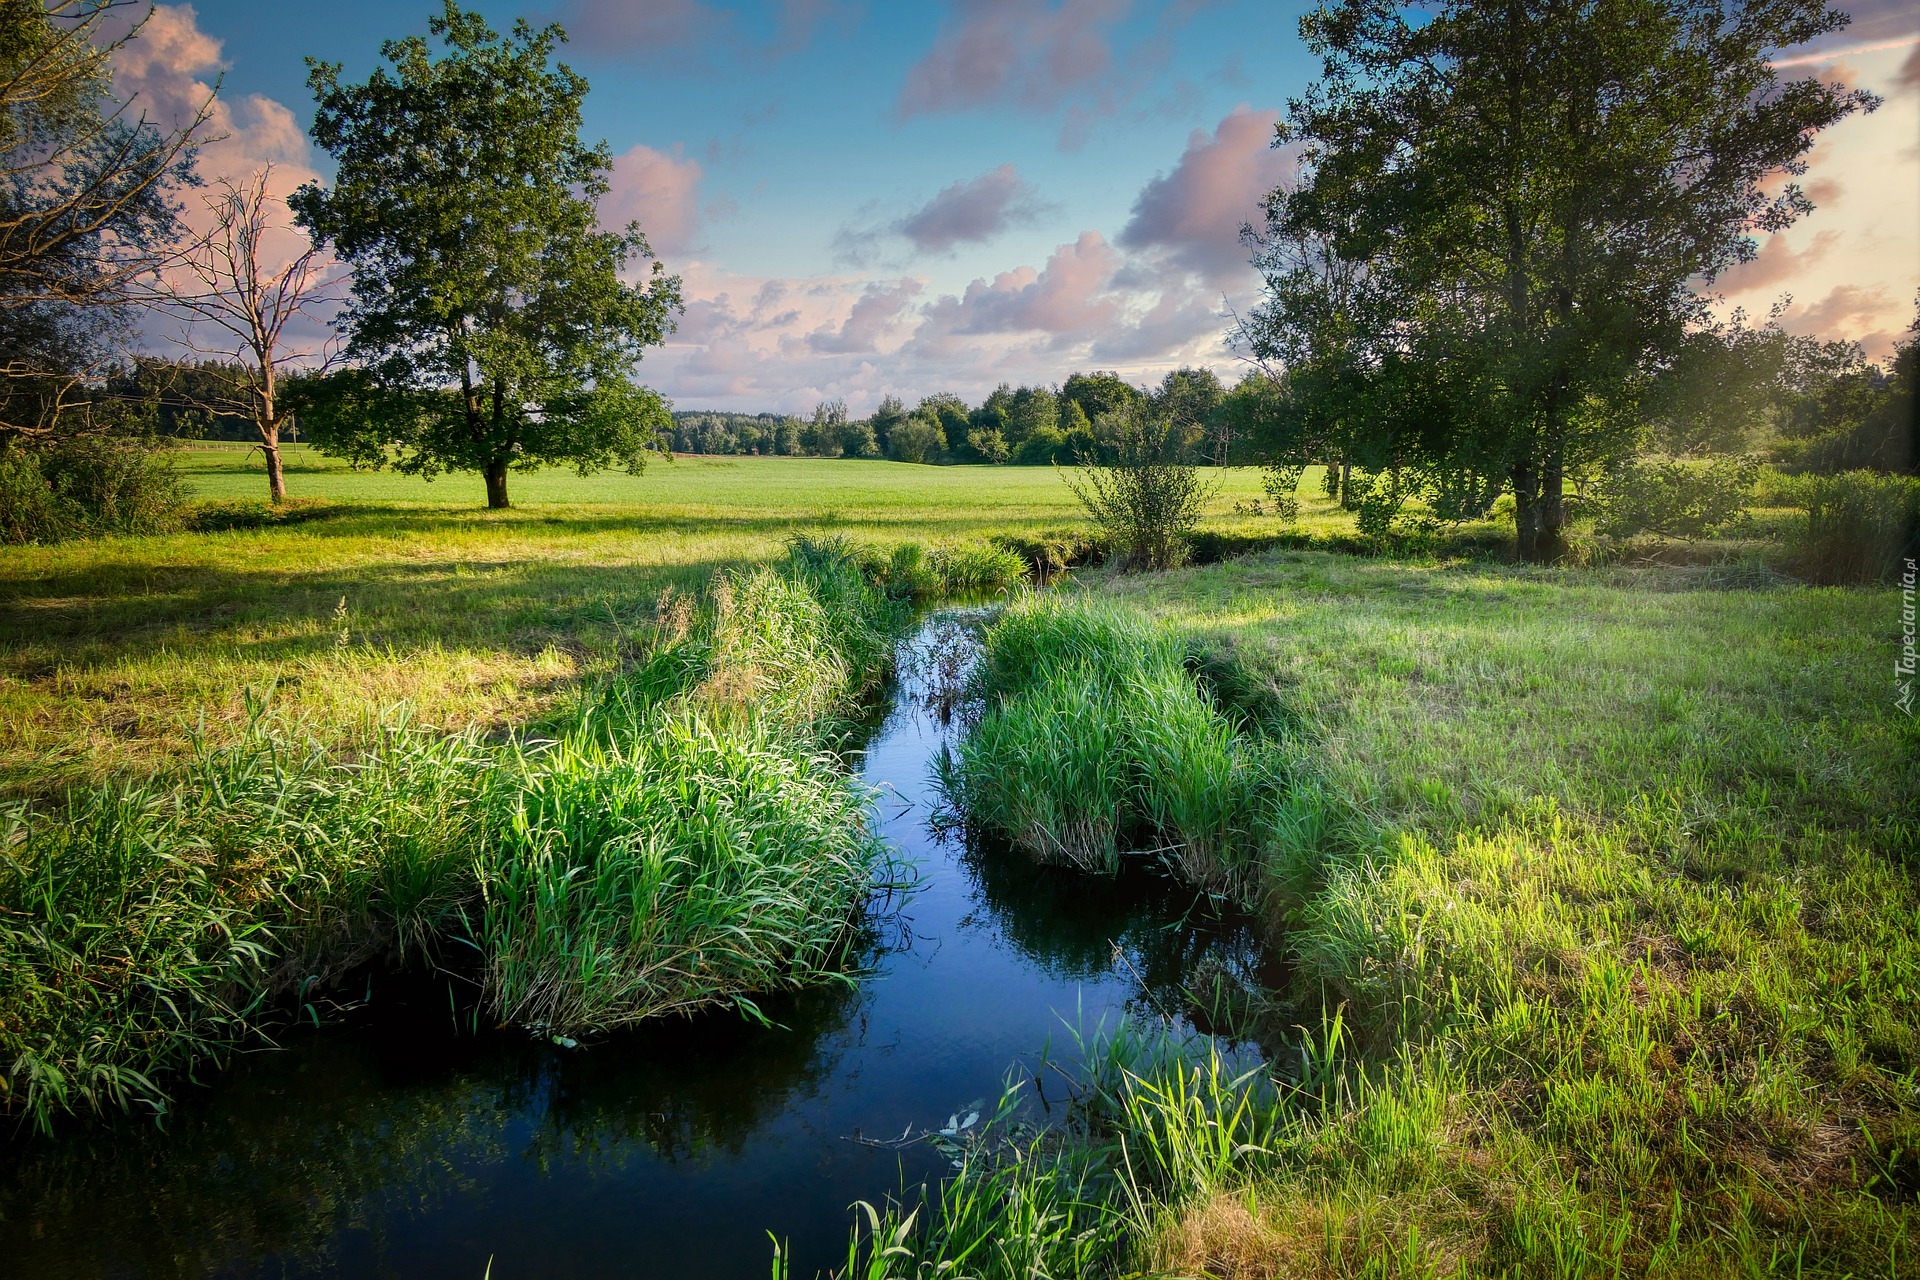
left=0, top=615, right=1272, bottom=1279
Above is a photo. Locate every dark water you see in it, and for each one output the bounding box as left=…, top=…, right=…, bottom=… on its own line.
left=0, top=615, right=1275, bottom=1280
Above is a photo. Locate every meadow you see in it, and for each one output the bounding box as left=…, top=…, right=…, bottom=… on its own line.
left=3, top=445, right=1913, bottom=1276
left=0, top=444, right=1272, bottom=794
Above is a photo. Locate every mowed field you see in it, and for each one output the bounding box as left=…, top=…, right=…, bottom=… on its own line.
left=0, top=445, right=1271, bottom=794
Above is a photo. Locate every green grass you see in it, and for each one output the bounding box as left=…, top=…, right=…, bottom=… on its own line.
left=0, top=447, right=1278, bottom=796
left=9, top=442, right=1909, bottom=1272
left=0, top=546, right=909, bottom=1130
left=925, top=549, right=1919, bottom=1276
left=941, top=594, right=1287, bottom=889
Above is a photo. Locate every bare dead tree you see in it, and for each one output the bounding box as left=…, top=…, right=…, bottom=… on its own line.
left=154, top=166, right=339, bottom=501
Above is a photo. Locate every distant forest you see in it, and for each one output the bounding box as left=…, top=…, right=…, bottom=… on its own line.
left=667, top=367, right=1251, bottom=466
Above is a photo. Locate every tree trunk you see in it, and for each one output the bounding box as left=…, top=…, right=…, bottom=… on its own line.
left=1512, top=457, right=1544, bottom=561
left=484, top=459, right=510, bottom=509
left=1536, top=452, right=1567, bottom=562
left=1338, top=458, right=1352, bottom=508
left=263, top=436, right=286, bottom=504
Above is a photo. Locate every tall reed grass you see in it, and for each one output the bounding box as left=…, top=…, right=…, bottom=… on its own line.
left=2, top=539, right=919, bottom=1131
left=940, top=594, right=1288, bottom=890
left=826, top=1021, right=1296, bottom=1279
left=478, top=710, right=886, bottom=1034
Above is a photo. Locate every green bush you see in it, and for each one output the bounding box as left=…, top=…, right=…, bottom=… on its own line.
left=1590, top=454, right=1758, bottom=539
left=1064, top=406, right=1215, bottom=571
left=1779, top=469, right=1920, bottom=584
left=1014, top=425, right=1067, bottom=465
left=0, top=448, right=67, bottom=543
left=0, top=439, right=189, bottom=544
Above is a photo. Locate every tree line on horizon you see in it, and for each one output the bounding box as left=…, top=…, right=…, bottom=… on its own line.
left=665, top=367, right=1259, bottom=466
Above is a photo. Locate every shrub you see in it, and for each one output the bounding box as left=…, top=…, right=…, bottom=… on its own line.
left=886, top=413, right=945, bottom=464
left=0, top=448, right=68, bottom=543
left=1064, top=406, right=1215, bottom=571
left=1260, top=463, right=1305, bottom=522
left=1590, top=454, right=1758, bottom=539
left=0, top=438, right=189, bottom=544
left=1779, top=469, right=1920, bottom=584
left=1014, top=425, right=1066, bottom=465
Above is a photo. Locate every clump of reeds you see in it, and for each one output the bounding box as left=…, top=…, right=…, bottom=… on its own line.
left=941, top=594, right=1286, bottom=889
left=1, top=540, right=920, bottom=1132
left=790, top=531, right=1030, bottom=602
left=476, top=708, right=889, bottom=1034
left=0, top=711, right=493, bottom=1129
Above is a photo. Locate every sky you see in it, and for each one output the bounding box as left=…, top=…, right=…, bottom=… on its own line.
left=114, top=0, right=1920, bottom=415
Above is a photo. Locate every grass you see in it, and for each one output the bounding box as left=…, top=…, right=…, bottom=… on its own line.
left=939, top=594, right=1287, bottom=889
left=0, top=544, right=910, bottom=1131
left=923, top=548, right=1919, bottom=1276
left=0, top=446, right=1277, bottom=796
left=8, top=441, right=1909, bottom=1272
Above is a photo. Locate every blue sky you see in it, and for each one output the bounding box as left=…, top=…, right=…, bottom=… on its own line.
left=121, top=0, right=1920, bottom=413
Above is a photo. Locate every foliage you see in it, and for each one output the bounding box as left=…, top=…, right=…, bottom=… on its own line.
left=0, top=436, right=188, bottom=543
left=291, top=2, right=682, bottom=508
left=0, top=0, right=201, bottom=441
left=1259, top=462, right=1304, bottom=522
left=1591, top=454, right=1759, bottom=540
left=1247, top=0, right=1875, bottom=559
left=885, top=411, right=945, bottom=464
left=1059, top=371, right=1144, bottom=431
left=1151, top=366, right=1227, bottom=459
left=1065, top=404, right=1216, bottom=571
left=1775, top=309, right=1917, bottom=475
left=668, top=409, right=800, bottom=456
left=1779, top=469, right=1920, bottom=584
left=1645, top=308, right=1793, bottom=457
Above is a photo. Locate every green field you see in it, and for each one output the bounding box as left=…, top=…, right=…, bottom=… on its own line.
left=1, top=445, right=1276, bottom=793
left=4, top=447, right=1914, bottom=1274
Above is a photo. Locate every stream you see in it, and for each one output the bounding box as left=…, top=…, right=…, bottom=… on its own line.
left=0, top=613, right=1278, bottom=1279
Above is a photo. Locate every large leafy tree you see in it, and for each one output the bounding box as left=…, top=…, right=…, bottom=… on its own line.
left=291, top=3, right=681, bottom=508
left=1249, top=0, right=1875, bottom=558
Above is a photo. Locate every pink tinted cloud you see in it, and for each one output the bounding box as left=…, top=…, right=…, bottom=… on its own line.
left=604, top=144, right=705, bottom=257
left=113, top=6, right=315, bottom=184
left=808, top=279, right=924, bottom=353
left=949, top=230, right=1121, bottom=337
left=895, top=0, right=1130, bottom=119
left=1117, top=105, right=1288, bottom=282
left=1717, top=229, right=1841, bottom=293
left=897, top=164, right=1046, bottom=252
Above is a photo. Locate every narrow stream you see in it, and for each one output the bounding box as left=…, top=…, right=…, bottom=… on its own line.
left=0, top=614, right=1277, bottom=1279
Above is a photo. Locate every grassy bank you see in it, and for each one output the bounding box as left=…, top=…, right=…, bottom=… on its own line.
left=0, top=543, right=923, bottom=1131
left=911, top=552, right=1917, bottom=1276
left=0, top=449, right=1277, bottom=797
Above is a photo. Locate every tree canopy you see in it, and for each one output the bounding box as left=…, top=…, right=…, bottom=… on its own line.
left=1243, top=0, right=1875, bottom=557
left=292, top=2, right=681, bottom=508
